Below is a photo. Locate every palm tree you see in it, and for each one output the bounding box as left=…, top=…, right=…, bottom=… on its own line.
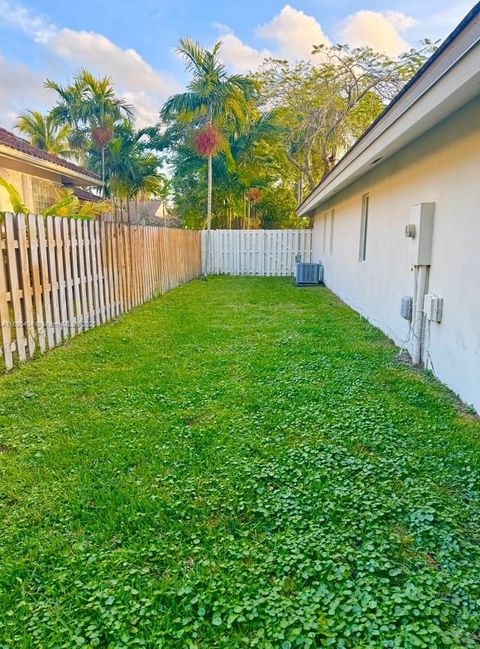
left=44, top=78, right=90, bottom=163
left=161, top=39, right=257, bottom=254
left=15, top=110, right=71, bottom=156
left=46, top=70, right=134, bottom=190
left=90, top=121, right=165, bottom=222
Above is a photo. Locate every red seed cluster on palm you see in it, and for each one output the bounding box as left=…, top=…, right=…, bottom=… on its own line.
left=193, top=124, right=221, bottom=158
left=91, top=125, right=113, bottom=149
left=247, top=187, right=262, bottom=204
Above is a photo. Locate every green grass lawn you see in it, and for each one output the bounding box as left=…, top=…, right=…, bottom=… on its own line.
left=0, top=277, right=479, bottom=648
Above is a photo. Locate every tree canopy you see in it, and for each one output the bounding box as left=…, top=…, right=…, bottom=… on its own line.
left=16, top=38, right=435, bottom=227
left=16, top=70, right=165, bottom=222
left=159, top=39, right=434, bottom=227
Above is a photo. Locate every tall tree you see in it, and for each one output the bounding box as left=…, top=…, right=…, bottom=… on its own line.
left=46, top=70, right=134, bottom=188
left=161, top=39, right=257, bottom=237
left=155, top=109, right=301, bottom=230
left=256, top=42, right=435, bottom=199
left=15, top=110, right=71, bottom=156
left=89, top=121, right=165, bottom=222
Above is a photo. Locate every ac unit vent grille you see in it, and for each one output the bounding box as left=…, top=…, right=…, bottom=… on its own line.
left=295, top=262, right=323, bottom=286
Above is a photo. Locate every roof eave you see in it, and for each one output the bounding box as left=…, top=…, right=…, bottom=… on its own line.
left=0, top=145, right=102, bottom=187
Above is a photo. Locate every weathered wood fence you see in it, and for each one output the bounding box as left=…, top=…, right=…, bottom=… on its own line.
left=202, top=229, right=313, bottom=276
left=0, top=213, right=201, bottom=371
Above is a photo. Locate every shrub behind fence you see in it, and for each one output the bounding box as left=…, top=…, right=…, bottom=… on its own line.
left=0, top=213, right=201, bottom=371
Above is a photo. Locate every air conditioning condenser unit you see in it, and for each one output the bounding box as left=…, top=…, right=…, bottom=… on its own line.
left=295, top=262, right=324, bottom=286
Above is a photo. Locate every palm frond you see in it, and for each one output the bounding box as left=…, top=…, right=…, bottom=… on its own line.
left=177, top=38, right=206, bottom=75
left=161, top=92, right=207, bottom=122
left=0, top=177, right=28, bottom=214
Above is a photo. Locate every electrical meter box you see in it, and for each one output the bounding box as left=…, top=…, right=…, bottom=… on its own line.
left=400, top=295, right=413, bottom=320
left=406, top=202, right=435, bottom=266
left=424, top=294, right=443, bottom=323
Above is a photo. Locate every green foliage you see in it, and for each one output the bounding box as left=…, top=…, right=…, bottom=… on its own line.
left=161, top=39, right=257, bottom=130
left=0, top=277, right=479, bottom=647
left=46, top=69, right=134, bottom=151
left=88, top=121, right=167, bottom=204
left=18, top=70, right=163, bottom=214
left=161, top=39, right=261, bottom=229
left=0, top=177, right=108, bottom=219
left=162, top=41, right=434, bottom=226
left=17, top=41, right=435, bottom=229
left=15, top=110, right=71, bottom=156
left=158, top=106, right=299, bottom=228
left=40, top=187, right=110, bottom=219
left=0, top=177, right=28, bottom=214
left=255, top=42, right=436, bottom=198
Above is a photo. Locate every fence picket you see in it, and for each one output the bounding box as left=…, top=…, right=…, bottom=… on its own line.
left=94, top=220, right=106, bottom=323
left=0, top=221, right=13, bottom=370
left=88, top=221, right=100, bottom=325
left=76, top=220, right=89, bottom=330
left=37, top=216, right=54, bottom=349
left=112, top=224, right=123, bottom=315
left=82, top=220, right=94, bottom=328
left=69, top=218, right=82, bottom=334
left=53, top=217, right=69, bottom=340
left=17, top=214, right=35, bottom=357
left=62, top=218, right=75, bottom=336
left=100, top=222, right=112, bottom=322
left=28, top=215, right=46, bottom=354
left=4, top=213, right=27, bottom=362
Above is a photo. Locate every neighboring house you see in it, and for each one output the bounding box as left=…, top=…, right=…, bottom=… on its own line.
left=107, top=199, right=180, bottom=227
left=0, top=127, right=101, bottom=212
left=298, top=4, right=480, bottom=411
left=126, top=199, right=180, bottom=227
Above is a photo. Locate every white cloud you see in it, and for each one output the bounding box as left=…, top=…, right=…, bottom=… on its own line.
left=218, top=33, right=269, bottom=72
left=213, top=22, right=233, bottom=35
left=0, top=51, right=50, bottom=127
left=339, top=10, right=417, bottom=56
left=215, top=24, right=271, bottom=73
left=0, top=0, right=56, bottom=42
left=256, top=4, right=330, bottom=61
left=216, top=4, right=330, bottom=72
left=0, top=1, right=179, bottom=127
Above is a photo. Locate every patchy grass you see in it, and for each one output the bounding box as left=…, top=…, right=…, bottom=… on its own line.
left=0, top=277, right=479, bottom=648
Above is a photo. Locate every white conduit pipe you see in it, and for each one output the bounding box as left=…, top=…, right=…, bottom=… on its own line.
left=412, top=265, right=429, bottom=365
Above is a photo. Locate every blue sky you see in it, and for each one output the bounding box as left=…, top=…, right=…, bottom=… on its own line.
left=0, top=0, right=473, bottom=127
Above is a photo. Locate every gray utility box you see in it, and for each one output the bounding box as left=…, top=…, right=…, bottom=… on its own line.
left=401, top=295, right=413, bottom=320
left=295, top=262, right=324, bottom=286
left=406, top=202, right=435, bottom=267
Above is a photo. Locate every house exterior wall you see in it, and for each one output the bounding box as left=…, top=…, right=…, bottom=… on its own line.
left=0, top=156, right=64, bottom=212
left=312, top=95, right=480, bottom=411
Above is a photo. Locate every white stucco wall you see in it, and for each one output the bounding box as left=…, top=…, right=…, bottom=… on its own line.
left=312, top=96, right=480, bottom=411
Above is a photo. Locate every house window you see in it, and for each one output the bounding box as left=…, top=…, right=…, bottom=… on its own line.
left=329, top=209, right=335, bottom=254
left=359, top=194, right=369, bottom=261
left=321, top=212, right=328, bottom=253
left=32, top=178, right=58, bottom=214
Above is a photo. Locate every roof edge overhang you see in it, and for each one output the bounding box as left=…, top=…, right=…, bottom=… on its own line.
left=0, top=145, right=102, bottom=187
left=298, top=4, right=480, bottom=216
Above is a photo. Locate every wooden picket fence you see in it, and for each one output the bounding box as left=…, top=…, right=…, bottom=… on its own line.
left=0, top=212, right=201, bottom=371
left=202, top=229, right=313, bottom=276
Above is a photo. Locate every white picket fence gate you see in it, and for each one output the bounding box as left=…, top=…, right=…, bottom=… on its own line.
left=201, top=229, right=313, bottom=276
